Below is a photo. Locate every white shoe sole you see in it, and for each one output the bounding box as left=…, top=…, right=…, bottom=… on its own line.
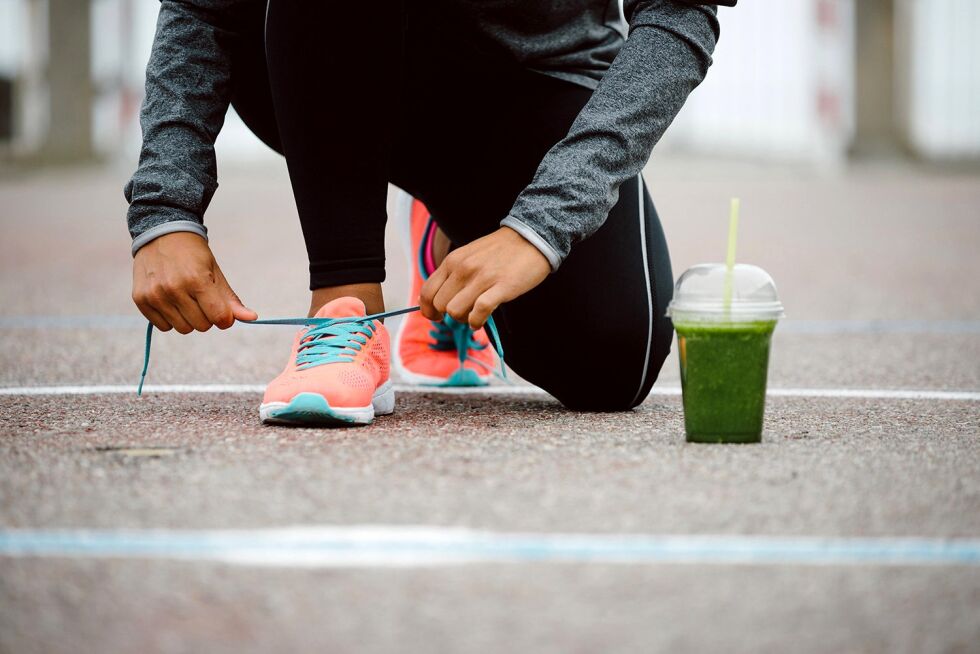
left=259, top=380, right=394, bottom=426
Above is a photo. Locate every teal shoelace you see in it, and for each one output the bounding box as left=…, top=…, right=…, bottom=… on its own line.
left=294, top=318, right=380, bottom=371
left=137, top=306, right=505, bottom=396
left=429, top=315, right=496, bottom=375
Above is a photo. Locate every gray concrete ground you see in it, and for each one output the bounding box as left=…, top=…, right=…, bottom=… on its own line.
left=1, top=156, right=979, bottom=653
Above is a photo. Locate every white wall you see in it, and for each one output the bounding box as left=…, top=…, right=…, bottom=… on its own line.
left=897, top=0, right=980, bottom=159
left=5, top=0, right=980, bottom=163
left=0, top=0, right=27, bottom=77
left=660, top=0, right=855, bottom=165
left=3, top=0, right=48, bottom=153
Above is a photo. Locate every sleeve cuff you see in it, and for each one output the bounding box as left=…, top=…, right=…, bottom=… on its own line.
left=131, top=220, right=209, bottom=257
left=500, top=216, right=563, bottom=273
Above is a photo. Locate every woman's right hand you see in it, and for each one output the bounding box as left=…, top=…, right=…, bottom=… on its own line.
left=132, top=231, right=257, bottom=333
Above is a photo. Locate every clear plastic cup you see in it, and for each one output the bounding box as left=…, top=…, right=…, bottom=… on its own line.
left=667, top=264, right=785, bottom=443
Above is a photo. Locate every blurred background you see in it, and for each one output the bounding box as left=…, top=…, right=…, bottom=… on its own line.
left=0, top=0, right=979, bottom=328
left=0, top=0, right=979, bottom=166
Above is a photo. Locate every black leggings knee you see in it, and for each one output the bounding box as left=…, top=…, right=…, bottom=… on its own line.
left=493, top=176, right=674, bottom=411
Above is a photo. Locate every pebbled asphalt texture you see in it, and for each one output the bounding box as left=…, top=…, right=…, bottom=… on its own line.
left=1, top=156, right=978, bottom=653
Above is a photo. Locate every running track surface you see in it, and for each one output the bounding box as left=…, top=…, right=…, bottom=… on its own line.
left=1, top=161, right=978, bottom=653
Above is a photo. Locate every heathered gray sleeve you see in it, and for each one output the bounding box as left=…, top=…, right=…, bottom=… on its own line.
left=501, top=0, right=719, bottom=271
left=123, top=0, right=258, bottom=253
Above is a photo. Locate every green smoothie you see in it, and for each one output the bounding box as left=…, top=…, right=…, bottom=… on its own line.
left=674, top=320, right=777, bottom=443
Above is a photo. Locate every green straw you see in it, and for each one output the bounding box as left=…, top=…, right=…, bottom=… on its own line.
left=723, top=197, right=740, bottom=313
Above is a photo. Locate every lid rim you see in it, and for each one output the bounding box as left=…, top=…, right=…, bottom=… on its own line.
left=669, top=263, right=783, bottom=319
left=668, top=312, right=785, bottom=320
left=667, top=301, right=786, bottom=311
left=667, top=302, right=785, bottom=320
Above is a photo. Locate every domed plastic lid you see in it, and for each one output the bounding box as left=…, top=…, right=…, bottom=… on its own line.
left=667, top=263, right=784, bottom=321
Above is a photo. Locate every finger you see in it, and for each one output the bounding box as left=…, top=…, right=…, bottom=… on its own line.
left=431, top=273, right=467, bottom=318
left=136, top=301, right=172, bottom=332
left=173, top=293, right=213, bottom=332
left=194, top=284, right=235, bottom=330
left=157, top=302, right=195, bottom=335
left=214, top=267, right=258, bottom=322
left=444, top=279, right=487, bottom=325
left=419, top=265, right=450, bottom=321
left=468, top=286, right=507, bottom=329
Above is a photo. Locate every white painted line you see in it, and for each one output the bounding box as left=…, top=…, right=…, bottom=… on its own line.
left=0, top=526, right=976, bottom=567
left=0, top=384, right=978, bottom=401
left=767, top=388, right=980, bottom=401
left=393, top=384, right=551, bottom=396
left=0, top=384, right=545, bottom=396
left=0, top=384, right=268, bottom=396
left=0, top=384, right=545, bottom=397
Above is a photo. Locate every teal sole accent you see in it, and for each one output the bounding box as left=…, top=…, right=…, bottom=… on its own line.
left=436, top=368, right=488, bottom=388
left=263, top=392, right=359, bottom=426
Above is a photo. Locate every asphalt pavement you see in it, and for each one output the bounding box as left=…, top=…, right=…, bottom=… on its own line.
left=1, top=156, right=978, bottom=653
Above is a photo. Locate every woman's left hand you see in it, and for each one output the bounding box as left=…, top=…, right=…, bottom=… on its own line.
left=419, top=227, right=551, bottom=329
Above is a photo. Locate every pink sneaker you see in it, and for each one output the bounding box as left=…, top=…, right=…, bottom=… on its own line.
left=260, top=297, right=393, bottom=426
left=393, top=194, right=497, bottom=386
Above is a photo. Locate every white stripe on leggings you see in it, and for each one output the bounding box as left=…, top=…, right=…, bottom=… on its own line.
left=630, top=175, right=655, bottom=407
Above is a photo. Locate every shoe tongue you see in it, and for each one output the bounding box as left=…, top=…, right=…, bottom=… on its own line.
left=314, top=296, right=368, bottom=319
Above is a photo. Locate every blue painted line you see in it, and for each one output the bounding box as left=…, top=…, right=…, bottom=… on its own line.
left=0, top=529, right=977, bottom=566
left=4, top=316, right=980, bottom=335
left=777, top=319, right=980, bottom=335
left=0, top=315, right=146, bottom=329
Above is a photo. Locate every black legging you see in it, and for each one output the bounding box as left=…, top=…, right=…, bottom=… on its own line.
left=230, top=1, right=674, bottom=410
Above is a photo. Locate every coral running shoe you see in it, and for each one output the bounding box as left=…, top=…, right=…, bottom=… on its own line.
left=393, top=193, right=497, bottom=386
left=260, top=297, right=393, bottom=426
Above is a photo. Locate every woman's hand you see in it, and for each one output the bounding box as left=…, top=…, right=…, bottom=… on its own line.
left=419, top=227, right=551, bottom=329
left=132, top=232, right=257, bottom=333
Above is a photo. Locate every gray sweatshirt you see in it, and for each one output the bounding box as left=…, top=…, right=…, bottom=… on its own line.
left=125, top=0, right=729, bottom=270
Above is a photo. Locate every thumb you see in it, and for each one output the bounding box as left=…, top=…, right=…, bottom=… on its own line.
left=214, top=264, right=258, bottom=321
left=229, top=294, right=258, bottom=322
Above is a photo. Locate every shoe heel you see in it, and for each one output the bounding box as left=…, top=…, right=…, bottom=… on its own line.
left=372, top=381, right=395, bottom=415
